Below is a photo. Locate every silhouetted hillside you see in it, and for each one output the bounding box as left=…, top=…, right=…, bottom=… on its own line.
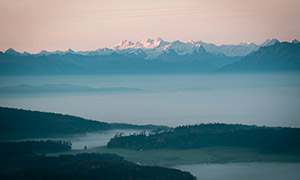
left=0, top=153, right=195, bottom=180
left=0, top=107, right=165, bottom=140
left=0, top=140, right=71, bottom=156
left=108, top=123, right=300, bottom=154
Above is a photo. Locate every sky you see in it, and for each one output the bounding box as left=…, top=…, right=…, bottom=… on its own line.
left=0, top=0, right=300, bottom=53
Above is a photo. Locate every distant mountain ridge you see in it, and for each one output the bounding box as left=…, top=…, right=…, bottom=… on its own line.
left=0, top=43, right=239, bottom=75
left=219, top=42, right=300, bottom=72
left=2, top=38, right=295, bottom=58
left=0, top=84, right=148, bottom=94
left=0, top=39, right=299, bottom=75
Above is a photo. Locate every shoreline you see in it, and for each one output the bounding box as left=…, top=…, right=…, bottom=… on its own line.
left=48, top=146, right=300, bottom=167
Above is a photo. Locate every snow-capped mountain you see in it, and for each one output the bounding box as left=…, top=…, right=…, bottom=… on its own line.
left=1, top=39, right=299, bottom=75
left=260, top=38, right=280, bottom=46
left=38, top=48, right=75, bottom=56
left=2, top=38, right=297, bottom=59
left=191, top=38, right=281, bottom=57
left=111, top=38, right=208, bottom=59
left=110, top=38, right=285, bottom=58
left=113, top=38, right=166, bottom=50
left=111, top=38, right=170, bottom=59
left=219, top=41, right=300, bottom=72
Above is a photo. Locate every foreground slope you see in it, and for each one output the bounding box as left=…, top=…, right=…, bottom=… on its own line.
left=0, top=151, right=195, bottom=180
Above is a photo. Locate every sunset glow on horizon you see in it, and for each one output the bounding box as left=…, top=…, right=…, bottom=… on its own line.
left=0, top=0, right=300, bottom=53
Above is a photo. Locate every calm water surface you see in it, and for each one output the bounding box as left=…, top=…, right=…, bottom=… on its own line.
left=174, top=163, right=300, bottom=180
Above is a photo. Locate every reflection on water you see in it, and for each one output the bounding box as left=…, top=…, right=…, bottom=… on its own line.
left=174, top=163, right=300, bottom=180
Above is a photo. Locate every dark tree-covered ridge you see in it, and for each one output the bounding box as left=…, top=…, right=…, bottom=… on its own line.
left=0, top=107, right=109, bottom=140
left=0, top=153, right=195, bottom=180
left=0, top=140, right=71, bottom=155
left=0, top=107, right=165, bottom=140
left=107, top=123, right=300, bottom=154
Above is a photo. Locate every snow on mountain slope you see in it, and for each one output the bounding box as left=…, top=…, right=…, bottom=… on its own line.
left=110, top=38, right=285, bottom=58
left=113, top=38, right=167, bottom=50
left=112, top=38, right=205, bottom=59
left=260, top=38, right=280, bottom=46
left=5, top=38, right=295, bottom=59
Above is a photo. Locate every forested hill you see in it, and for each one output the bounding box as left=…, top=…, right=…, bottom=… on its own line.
left=0, top=107, right=165, bottom=140
left=0, top=152, right=195, bottom=180
left=0, top=140, right=71, bottom=155
left=107, top=123, right=300, bottom=154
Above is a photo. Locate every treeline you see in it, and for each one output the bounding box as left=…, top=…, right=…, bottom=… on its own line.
left=110, top=123, right=167, bottom=130
left=0, top=107, right=164, bottom=140
left=0, top=153, right=195, bottom=180
left=0, top=140, right=71, bottom=155
left=107, top=123, right=300, bottom=154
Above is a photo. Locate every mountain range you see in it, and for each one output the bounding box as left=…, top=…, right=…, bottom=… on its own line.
left=0, top=38, right=299, bottom=75
left=220, top=41, right=300, bottom=72
left=2, top=38, right=295, bottom=58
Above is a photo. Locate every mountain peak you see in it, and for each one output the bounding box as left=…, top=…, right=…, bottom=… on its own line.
left=113, top=38, right=166, bottom=50
left=5, top=48, right=21, bottom=55
left=136, top=38, right=166, bottom=49
left=113, top=39, right=135, bottom=49
left=140, top=38, right=152, bottom=44
left=260, top=38, right=280, bottom=46
left=238, top=41, right=256, bottom=46
left=23, top=51, right=31, bottom=55
left=290, top=39, right=299, bottom=44
left=156, top=37, right=163, bottom=42
left=66, top=48, right=75, bottom=54
left=138, top=38, right=155, bottom=48
left=38, top=50, right=50, bottom=55
left=188, top=40, right=197, bottom=44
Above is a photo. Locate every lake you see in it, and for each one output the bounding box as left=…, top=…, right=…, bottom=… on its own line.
left=174, top=163, right=300, bottom=180
left=0, top=72, right=300, bottom=127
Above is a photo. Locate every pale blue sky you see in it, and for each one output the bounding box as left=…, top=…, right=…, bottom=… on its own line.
left=0, top=0, right=299, bottom=53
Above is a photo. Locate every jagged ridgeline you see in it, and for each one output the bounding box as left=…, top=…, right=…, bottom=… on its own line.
left=107, top=123, right=300, bottom=154
left=1, top=39, right=299, bottom=75
left=0, top=107, right=166, bottom=140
